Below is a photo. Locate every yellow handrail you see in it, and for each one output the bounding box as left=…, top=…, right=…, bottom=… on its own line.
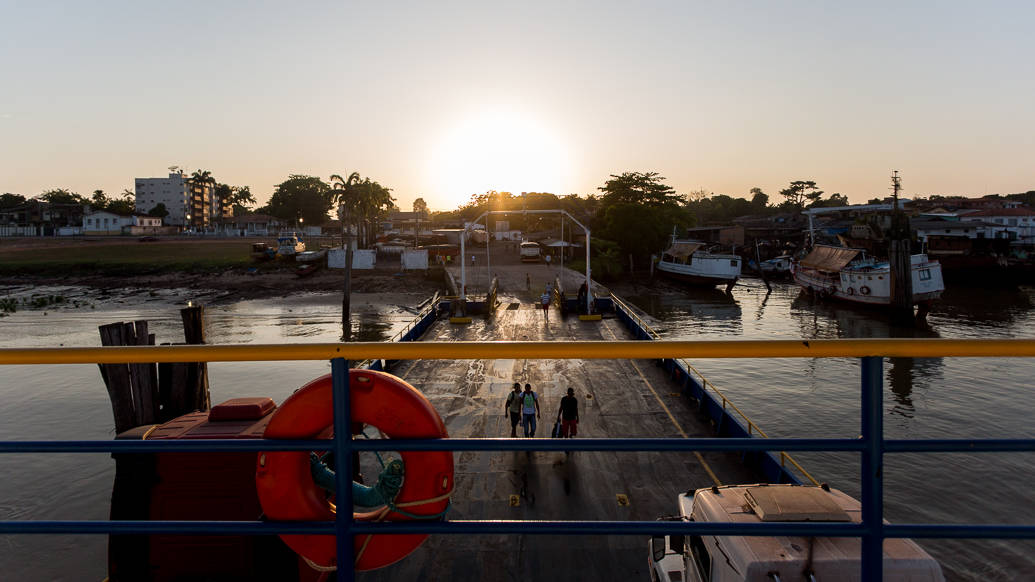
left=1, top=338, right=1034, bottom=365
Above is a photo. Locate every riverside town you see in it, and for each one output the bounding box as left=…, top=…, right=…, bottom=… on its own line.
left=1, top=3, right=1032, bottom=582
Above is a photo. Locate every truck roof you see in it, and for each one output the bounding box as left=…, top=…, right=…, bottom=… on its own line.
left=680, top=484, right=944, bottom=582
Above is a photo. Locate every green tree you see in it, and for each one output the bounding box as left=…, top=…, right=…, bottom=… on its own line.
left=106, top=190, right=136, bottom=215
left=749, top=187, right=769, bottom=211
left=595, top=172, right=690, bottom=270
left=91, top=189, right=110, bottom=209
left=189, top=169, right=215, bottom=190
left=779, top=180, right=823, bottom=208
left=215, top=183, right=256, bottom=216
left=269, top=175, right=332, bottom=225
left=597, top=172, right=682, bottom=206
left=37, top=189, right=86, bottom=205
left=599, top=203, right=692, bottom=271
left=413, top=197, right=428, bottom=247
left=328, top=171, right=395, bottom=340
left=230, top=186, right=256, bottom=214
left=215, top=182, right=233, bottom=211
left=807, top=192, right=850, bottom=208
left=148, top=203, right=170, bottom=219
left=0, top=193, right=26, bottom=209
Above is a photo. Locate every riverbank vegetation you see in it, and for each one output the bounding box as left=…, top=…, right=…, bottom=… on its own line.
left=0, top=240, right=255, bottom=277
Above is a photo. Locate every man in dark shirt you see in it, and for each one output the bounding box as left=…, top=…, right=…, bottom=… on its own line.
left=504, top=382, right=523, bottom=437
left=558, top=388, right=579, bottom=438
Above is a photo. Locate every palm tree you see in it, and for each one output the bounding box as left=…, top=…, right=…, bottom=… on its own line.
left=188, top=169, right=215, bottom=228
left=330, top=172, right=361, bottom=340
left=413, top=197, right=428, bottom=248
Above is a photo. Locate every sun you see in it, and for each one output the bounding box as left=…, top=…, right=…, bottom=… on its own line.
left=427, top=108, right=569, bottom=208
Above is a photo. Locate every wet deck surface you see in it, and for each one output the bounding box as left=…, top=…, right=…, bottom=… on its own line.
left=356, top=291, right=756, bottom=581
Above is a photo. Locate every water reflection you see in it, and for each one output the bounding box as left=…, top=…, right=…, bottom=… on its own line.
left=789, top=291, right=945, bottom=419
left=626, top=287, right=742, bottom=335
left=933, top=286, right=1034, bottom=327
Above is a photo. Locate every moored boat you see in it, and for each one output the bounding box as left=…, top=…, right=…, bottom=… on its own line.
left=759, top=254, right=793, bottom=278
left=295, top=248, right=327, bottom=263
left=791, top=244, right=944, bottom=308
left=275, top=234, right=306, bottom=257
left=657, top=240, right=741, bottom=291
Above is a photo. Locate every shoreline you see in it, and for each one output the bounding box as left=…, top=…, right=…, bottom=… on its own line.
left=1, top=267, right=447, bottom=304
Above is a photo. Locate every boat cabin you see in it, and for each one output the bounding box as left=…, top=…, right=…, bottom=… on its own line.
left=650, top=484, right=944, bottom=582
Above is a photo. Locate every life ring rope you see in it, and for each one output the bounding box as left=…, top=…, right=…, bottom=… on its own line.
left=304, top=487, right=456, bottom=573
left=257, top=370, right=453, bottom=572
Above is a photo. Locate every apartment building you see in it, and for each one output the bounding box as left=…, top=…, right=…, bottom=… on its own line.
left=135, top=170, right=215, bottom=229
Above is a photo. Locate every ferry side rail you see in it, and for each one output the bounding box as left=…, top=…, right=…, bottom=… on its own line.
left=1, top=341, right=1034, bottom=582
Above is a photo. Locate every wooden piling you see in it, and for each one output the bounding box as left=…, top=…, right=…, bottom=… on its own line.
left=102, top=306, right=212, bottom=580
left=99, top=305, right=211, bottom=433
left=98, top=321, right=158, bottom=433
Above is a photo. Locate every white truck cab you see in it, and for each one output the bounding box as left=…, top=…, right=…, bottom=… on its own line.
left=649, top=484, right=944, bottom=582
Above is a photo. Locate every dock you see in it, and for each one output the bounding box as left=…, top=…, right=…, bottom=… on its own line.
left=358, top=281, right=757, bottom=580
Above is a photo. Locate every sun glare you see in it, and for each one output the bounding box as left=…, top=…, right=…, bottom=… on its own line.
left=427, top=109, right=569, bottom=208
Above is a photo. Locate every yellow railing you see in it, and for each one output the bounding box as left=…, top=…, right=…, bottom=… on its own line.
left=3, top=338, right=1035, bottom=365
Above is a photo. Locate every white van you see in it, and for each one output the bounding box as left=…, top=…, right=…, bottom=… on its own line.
left=649, top=484, right=944, bottom=582
left=520, top=241, right=542, bottom=262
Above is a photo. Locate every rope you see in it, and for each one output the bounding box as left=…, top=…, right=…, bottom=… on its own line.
left=353, top=487, right=454, bottom=566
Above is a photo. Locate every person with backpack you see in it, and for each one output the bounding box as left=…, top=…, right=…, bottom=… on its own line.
left=557, top=388, right=579, bottom=438
left=520, top=383, right=541, bottom=438
left=504, top=382, right=523, bottom=437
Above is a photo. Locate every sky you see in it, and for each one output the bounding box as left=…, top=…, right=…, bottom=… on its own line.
left=2, top=1, right=1033, bottom=212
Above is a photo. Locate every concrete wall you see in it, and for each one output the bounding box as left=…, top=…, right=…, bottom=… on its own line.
left=402, top=249, right=428, bottom=270
left=328, top=248, right=376, bottom=269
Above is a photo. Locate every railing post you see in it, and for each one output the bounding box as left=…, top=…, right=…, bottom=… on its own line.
left=331, top=358, right=355, bottom=582
left=860, top=356, right=884, bottom=581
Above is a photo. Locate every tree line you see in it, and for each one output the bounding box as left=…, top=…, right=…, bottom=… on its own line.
left=440, top=172, right=858, bottom=277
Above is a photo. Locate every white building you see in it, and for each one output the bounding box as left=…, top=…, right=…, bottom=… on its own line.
left=958, top=208, right=1035, bottom=243
left=135, top=170, right=216, bottom=229
left=83, top=210, right=134, bottom=235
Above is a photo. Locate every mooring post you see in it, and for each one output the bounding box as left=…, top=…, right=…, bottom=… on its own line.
left=180, top=305, right=211, bottom=412
left=98, top=320, right=158, bottom=433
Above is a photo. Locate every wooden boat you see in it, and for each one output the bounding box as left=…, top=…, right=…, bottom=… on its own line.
left=250, top=242, right=275, bottom=261
left=275, top=235, right=306, bottom=257
left=657, top=240, right=741, bottom=291
left=791, top=244, right=944, bottom=308
left=759, top=254, right=793, bottom=278
left=295, top=249, right=326, bottom=264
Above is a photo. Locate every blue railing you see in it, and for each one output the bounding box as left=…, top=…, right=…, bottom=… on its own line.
left=1, top=350, right=1034, bottom=581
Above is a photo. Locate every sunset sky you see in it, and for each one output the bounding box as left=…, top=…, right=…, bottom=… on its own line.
left=2, top=1, right=1033, bottom=211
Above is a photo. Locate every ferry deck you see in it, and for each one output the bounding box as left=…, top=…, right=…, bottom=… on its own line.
left=356, top=293, right=758, bottom=580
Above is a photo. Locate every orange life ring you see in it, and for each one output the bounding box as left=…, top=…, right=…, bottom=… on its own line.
left=255, top=370, right=453, bottom=571
left=860, top=285, right=871, bottom=295
left=847, top=287, right=855, bottom=295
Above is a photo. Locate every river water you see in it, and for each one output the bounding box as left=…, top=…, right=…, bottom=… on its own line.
left=0, top=280, right=1031, bottom=580
left=622, top=277, right=1035, bottom=581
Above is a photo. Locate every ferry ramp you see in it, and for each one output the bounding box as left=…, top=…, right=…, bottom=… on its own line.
left=357, top=292, right=757, bottom=581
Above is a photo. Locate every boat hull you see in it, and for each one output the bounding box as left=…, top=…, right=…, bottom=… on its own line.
left=792, top=257, right=944, bottom=307
left=657, top=248, right=741, bottom=288
left=658, top=264, right=738, bottom=287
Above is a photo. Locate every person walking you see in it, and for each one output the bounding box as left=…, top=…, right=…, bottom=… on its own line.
left=504, top=382, right=523, bottom=437
left=520, top=383, right=540, bottom=438
left=557, top=388, right=579, bottom=438
left=540, top=290, right=550, bottom=317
